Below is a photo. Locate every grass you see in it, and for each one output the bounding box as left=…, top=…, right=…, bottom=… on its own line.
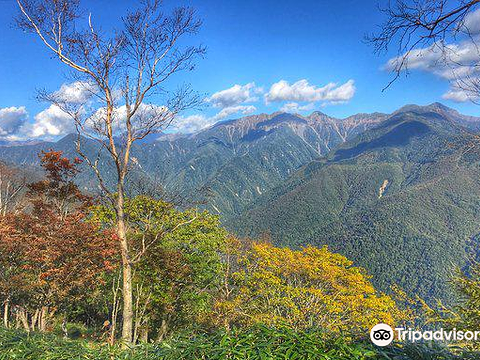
left=1, top=326, right=479, bottom=360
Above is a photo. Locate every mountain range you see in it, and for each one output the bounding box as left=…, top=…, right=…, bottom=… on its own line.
left=0, top=107, right=390, bottom=216
left=231, top=103, right=480, bottom=301
left=1, top=102, right=480, bottom=302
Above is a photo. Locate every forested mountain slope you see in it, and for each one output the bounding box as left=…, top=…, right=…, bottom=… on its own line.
left=2, top=103, right=480, bottom=301
left=230, top=104, right=480, bottom=302
left=0, top=111, right=387, bottom=216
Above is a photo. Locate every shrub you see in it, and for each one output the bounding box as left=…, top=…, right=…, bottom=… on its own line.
left=0, top=326, right=376, bottom=360
left=377, top=342, right=480, bottom=360
left=3, top=326, right=480, bottom=360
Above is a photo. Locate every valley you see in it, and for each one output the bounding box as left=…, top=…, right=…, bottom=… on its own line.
left=1, top=102, right=480, bottom=302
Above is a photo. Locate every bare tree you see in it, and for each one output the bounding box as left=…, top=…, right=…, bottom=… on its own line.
left=15, top=0, right=205, bottom=344
left=0, top=162, right=26, bottom=216
left=0, top=164, right=26, bottom=330
left=368, top=0, right=480, bottom=98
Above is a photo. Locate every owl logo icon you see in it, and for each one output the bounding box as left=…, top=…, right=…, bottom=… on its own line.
left=370, top=324, right=394, bottom=346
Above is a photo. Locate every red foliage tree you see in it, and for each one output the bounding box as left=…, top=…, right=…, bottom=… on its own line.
left=0, top=151, right=118, bottom=332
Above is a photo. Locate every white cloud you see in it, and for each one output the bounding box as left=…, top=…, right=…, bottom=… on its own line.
left=53, top=81, right=96, bottom=104
left=27, top=104, right=74, bottom=138
left=264, top=79, right=356, bottom=104
left=206, top=83, right=262, bottom=108
left=280, top=102, right=315, bottom=113
left=173, top=114, right=213, bottom=133
left=91, top=103, right=169, bottom=128
left=441, top=80, right=480, bottom=103
left=460, top=8, right=480, bottom=35
left=322, top=80, right=356, bottom=102
left=0, top=106, right=28, bottom=136
left=385, top=41, right=480, bottom=80
left=384, top=26, right=480, bottom=102
left=214, top=105, right=256, bottom=120
left=16, top=81, right=97, bottom=139
left=25, top=94, right=171, bottom=139
left=442, top=88, right=472, bottom=102
left=173, top=105, right=257, bottom=133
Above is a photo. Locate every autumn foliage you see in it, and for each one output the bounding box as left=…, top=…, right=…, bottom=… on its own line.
left=215, top=241, right=399, bottom=334
left=0, top=151, right=405, bottom=342
left=0, top=151, right=117, bottom=331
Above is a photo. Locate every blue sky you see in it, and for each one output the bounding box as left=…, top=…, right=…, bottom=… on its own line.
left=0, top=0, right=479, bottom=140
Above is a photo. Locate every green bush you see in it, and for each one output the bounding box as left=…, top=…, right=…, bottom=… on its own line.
left=1, top=326, right=480, bottom=360
left=377, top=342, right=480, bottom=360
left=0, top=326, right=375, bottom=360
left=156, top=326, right=377, bottom=360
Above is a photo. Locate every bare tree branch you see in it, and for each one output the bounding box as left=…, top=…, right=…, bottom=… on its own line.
left=367, top=0, right=480, bottom=92
left=16, top=0, right=205, bottom=344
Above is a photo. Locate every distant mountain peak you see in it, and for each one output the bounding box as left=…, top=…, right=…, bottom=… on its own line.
left=309, top=110, right=329, bottom=117
left=392, top=102, right=480, bottom=130
left=429, top=101, right=451, bottom=110
left=58, top=133, right=78, bottom=143
left=394, top=102, right=456, bottom=115
left=307, top=111, right=335, bottom=124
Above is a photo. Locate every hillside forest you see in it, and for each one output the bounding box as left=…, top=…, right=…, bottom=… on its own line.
left=2, top=0, right=480, bottom=359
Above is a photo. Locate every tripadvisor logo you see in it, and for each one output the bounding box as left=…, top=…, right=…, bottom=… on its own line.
left=370, top=323, right=394, bottom=346
left=370, top=323, right=480, bottom=346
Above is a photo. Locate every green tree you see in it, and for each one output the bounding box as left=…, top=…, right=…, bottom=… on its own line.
left=93, top=196, right=228, bottom=342
left=425, top=263, right=480, bottom=350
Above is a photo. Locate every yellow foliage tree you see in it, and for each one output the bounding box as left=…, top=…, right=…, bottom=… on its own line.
left=216, top=241, right=400, bottom=334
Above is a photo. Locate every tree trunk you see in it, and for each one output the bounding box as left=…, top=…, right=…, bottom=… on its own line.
left=3, top=300, right=9, bottom=328
left=140, top=326, right=148, bottom=343
left=157, top=319, right=168, bottom=342
left=62, top=318, right=68, bottom=339
left=30, top=308, right=39, bottom=331
left=117, top=188, right=133, bottom=345
left=17, top=309, right=29, bottom=332
left=109, top=274, right=121, bottom=345
left=39, top=306, right=48, bottom=332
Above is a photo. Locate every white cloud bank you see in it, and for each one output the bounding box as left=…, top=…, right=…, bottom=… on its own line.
left=19, top=82, right=170, bottom=138
left=53, top=81, right=96, bottom=104
left=173, top=105, right=257, bottom=133
left=168, top=82, right=264, bottom=133
left=442, top=88, right=472, bottom=103
left=460, top=8, right=480, bottom=35
left=22, top=81, right=97, bottom=138
left=206, top=83, right=262, bottom=108
left=214, top=105, right=256, bottom=120
left=280, top=102, right=315, bottom=113
left=0, top=106, right=28, bottom=138
left=6, top=76, right=358, bottom=139
left=264, top=79, right=356, bottom=105
left=28, top=105, right=74, bottom=137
